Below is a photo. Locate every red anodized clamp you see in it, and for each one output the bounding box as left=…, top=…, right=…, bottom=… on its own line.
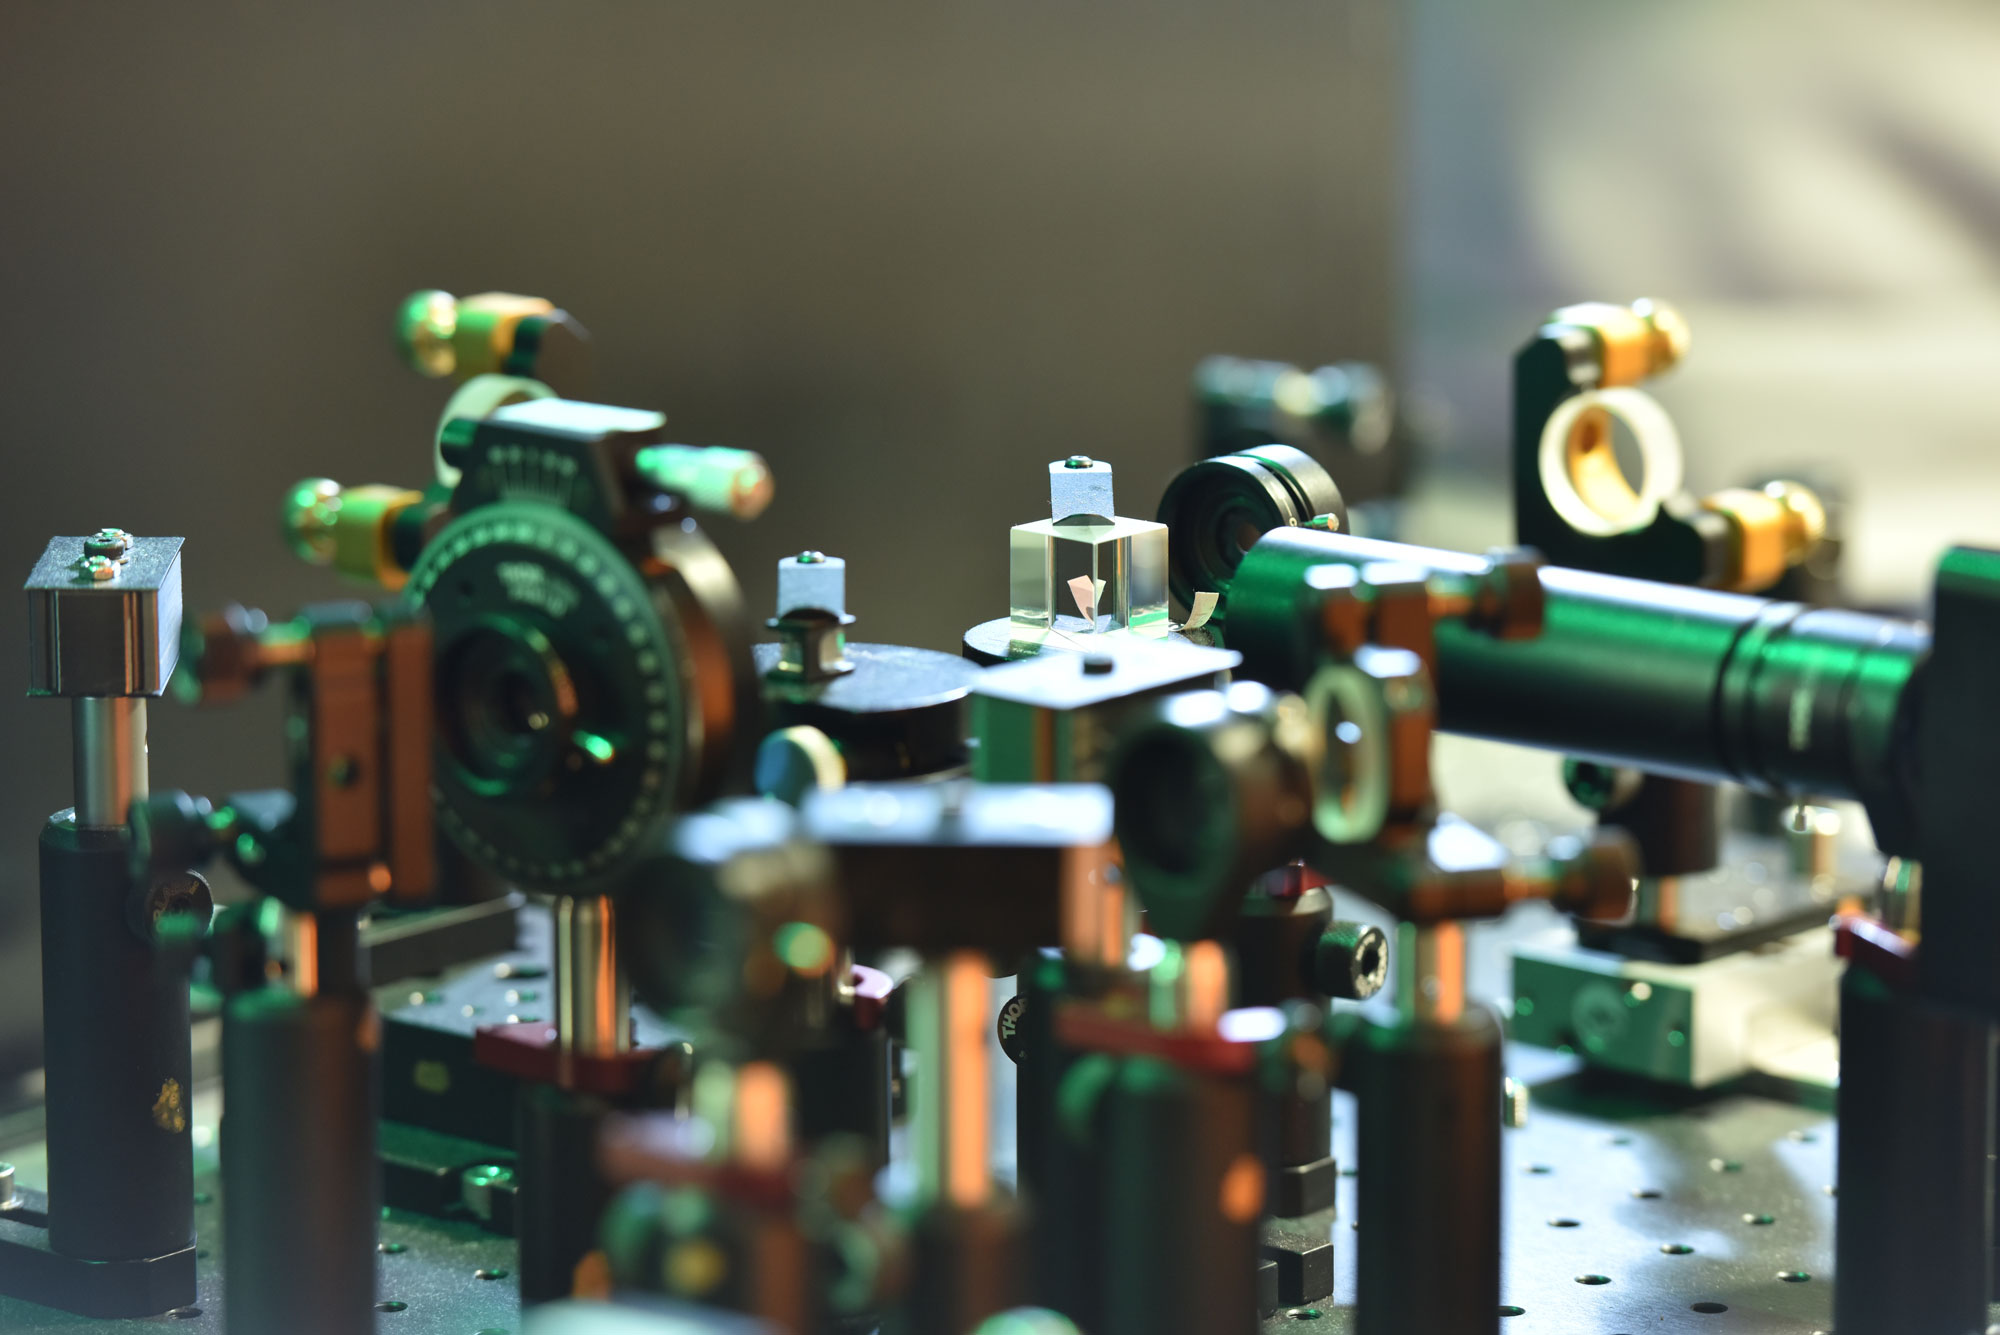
left=472, top=1022, right=659, bottom=1097
left=1832, top=912, right=1917, bottom=992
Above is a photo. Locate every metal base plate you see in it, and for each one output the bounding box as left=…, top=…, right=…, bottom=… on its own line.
left=0, top=1179, right=518, bottom=1333
left=961, top=614, right=1199, bottom=665
left=1261, top=1053, right=2000, bottom=1333
left=0, top=1187, right=197, bottom=1319
left=2, top=938, right=1992, bottom=1333
left=18, top=1058, right=1992, bottom=1335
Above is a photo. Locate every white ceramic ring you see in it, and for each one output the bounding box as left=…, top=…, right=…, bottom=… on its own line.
left=1536, top=387, right=1684, bottom=538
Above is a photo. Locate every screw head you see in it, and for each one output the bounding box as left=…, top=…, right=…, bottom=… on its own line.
left=1064, top=454, right=1095, bottom=469
left=464, top=1163, right=514, bottom=1189
left=1763, top=479, right=1828, bottom=562
left=82, top=555, right=118, bottom=581
left=85, top=527, right=133, bottom=557
left=1632, top=297, right=1691, bottom=372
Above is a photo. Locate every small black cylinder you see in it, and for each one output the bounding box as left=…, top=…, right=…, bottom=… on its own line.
left=789, top=1023, right=891, bottom=1169
left=1834, top=967, right=1995, bottom=1335
left=1600, top=775, right=1718, bottom=878
left=1275, top=1083, right=1331, bottom=1169
left=38, top=814, right=193, bottom=1263
left=1234, top=893, right=1332, bottom=1008
left=316, top=908, right=367, bottom=991
left=1101, top=1056, right=1261, bottom=1335
left=1021, top=954, right=1103, bottom=1323
left=905, top=1200, right=1026, bottom=1335
left=1268, top=1080, right=1337, bottom=1218
left=1355, top=1007, right=1503, bottom=1335
left=517, top=1082, right=617, bottom=1304
left=221, top=987, right=378, bottom=1335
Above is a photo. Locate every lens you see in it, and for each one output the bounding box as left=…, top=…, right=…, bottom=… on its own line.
left=438, top=622, right=577, bottom=794
left=1109, top=684, right=1314, bottom=941
left=1206, top=503, right=1268, bottom=571
left=1157, top=445, right=1345, bottom=610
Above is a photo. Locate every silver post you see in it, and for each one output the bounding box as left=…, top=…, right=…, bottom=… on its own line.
left=910, top=951, right=991, bottom=1208
left=553, top=894, right=631, bottom=1057
left=692, top=1059, right=794, bottom=1172
left=1633, top=876, right=1679, bottom=931
left=1399, top=921, right=1467, bottom=1025
left=1146, top=938, right=1231, bottom=1033
left=268, top=905, right=321, bottom=997
left=1502, top=1077, right=1531, bottom=1129
left=1787, top=803, right=1841, bottom=899
left=71, top=696, right=148, bottom=829
left=1879, top=857, right=1922, bottom=934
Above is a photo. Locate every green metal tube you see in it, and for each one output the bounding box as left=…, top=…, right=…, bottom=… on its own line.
left=1227, top=528, right=1928, bottom=853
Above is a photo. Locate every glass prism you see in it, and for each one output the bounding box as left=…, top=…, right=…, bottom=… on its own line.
left=1008, top=516, right=1169, bottom=649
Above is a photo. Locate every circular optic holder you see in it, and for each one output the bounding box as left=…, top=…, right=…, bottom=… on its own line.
left=405, top=500, right=751, bottom=889
left=1303, top=661, right=1390, bottom=846
left=1157, top=444, right=1347, bottom=611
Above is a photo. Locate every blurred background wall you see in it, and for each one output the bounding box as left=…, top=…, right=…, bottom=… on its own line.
left=6, top=1, right=2000, bottom=1077
left=1404, top=0, right=2000, bottom=602
left=0, top=3, right=1401, bottom=1073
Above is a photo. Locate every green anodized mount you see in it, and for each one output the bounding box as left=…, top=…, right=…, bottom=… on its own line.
left=405, top=501, right=685, bottom=889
